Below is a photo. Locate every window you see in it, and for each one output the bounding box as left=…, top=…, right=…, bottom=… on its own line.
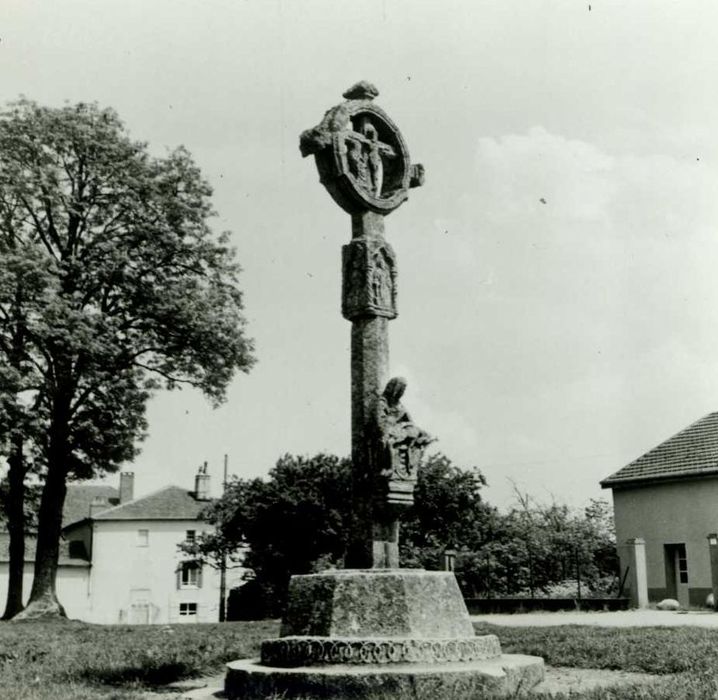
left=179, top=561, right=202, bottom=588
left=179, top=602, right=197, bottom=617
left=678, top=547, right=688, bottom=584
left=137, top=529, right=149, bottom=547
left=68, top=540, right=87, bottom=559
left=185, top=530, right=196, bottom=544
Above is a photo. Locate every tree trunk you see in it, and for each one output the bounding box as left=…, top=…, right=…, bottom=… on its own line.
left=4, top=286, right=30, bottom=620
left=14, top=460, right=67, bottom=620
left=14, top=394, right=71, bottom=621
left=2, top=436, right=26, bottom=619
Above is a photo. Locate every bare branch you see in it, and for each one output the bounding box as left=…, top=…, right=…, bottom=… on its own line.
left=133, top=361, right=199, bottom=387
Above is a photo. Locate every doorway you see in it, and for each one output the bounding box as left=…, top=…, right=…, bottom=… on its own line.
left=129, top=588, right=151, bottom=624
left=664, top=543, right=689, bottom=607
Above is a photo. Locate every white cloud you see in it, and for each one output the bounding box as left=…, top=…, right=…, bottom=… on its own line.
left=400, top=126, right=718, bottom=507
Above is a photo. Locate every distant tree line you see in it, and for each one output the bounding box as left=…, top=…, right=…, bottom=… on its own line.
left=185, top=452, right=618, bottom=619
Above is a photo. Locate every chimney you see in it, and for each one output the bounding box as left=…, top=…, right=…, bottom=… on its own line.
left=194, top=462, right=210, bottom=501
left=89, top=496, right=108, bottom=517
left=119, top=472, right=135, bottom=504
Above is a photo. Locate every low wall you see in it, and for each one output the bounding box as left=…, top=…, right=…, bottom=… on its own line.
left=465, top=597, right=630, bottom=614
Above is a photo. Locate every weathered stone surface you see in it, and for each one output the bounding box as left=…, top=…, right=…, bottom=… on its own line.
left=261, top=634, right=501, bottom=667
left=376, top=377, right=434, bottom=509
left=342, top=235, right=397, bottom=321
left=225, top=654, right=545, bottom=699
left=280, top=570, right=476, bottom=639
left=299, top=85, right=422, bottom=216
left=342, top=81, right=379, bottom=101
left=301, top=87, right=429, bottom=568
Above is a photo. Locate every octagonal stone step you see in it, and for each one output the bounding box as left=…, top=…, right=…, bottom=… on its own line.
left=281, top=569, right=475, bottom=639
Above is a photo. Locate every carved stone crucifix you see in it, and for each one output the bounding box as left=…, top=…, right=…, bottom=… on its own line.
left=345, top=116, right=397, bottom=197
left=301, top=81, right=430, bottom=569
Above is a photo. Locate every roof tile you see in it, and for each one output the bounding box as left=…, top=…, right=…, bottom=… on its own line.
left=62, top=485, right=119, bottom=527
left=602, top=412, right=718, bottom=487
left=91, top=485, right=208, bottom=521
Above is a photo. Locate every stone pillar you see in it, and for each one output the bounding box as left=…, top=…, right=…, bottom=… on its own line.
left=621, top=537, right=648, bottom=609
left=344, top=212, right=392, bottom=568
left=300, top=83, right=430, bottom=571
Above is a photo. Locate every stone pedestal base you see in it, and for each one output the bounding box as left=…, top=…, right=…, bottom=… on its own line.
left=280, top=569, right=476, bottom=638
left=225, top=655, right=545, bottom=699
left=225, top=570, right=544, bottom=698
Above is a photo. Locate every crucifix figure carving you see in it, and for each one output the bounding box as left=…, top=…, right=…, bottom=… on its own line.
left=345, top=116, right=397, bottom=197
left=301, top=81, right=431, bottom=569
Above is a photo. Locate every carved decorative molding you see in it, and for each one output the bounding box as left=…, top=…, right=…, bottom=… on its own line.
left=261, top=634, right=501, bottom=668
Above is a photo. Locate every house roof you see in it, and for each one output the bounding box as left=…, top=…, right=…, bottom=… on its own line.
left=88, top=485, right=209, bottom=521
left=601, top=412, right=718, bottom=488
left=0, top=534, right=90, bottom=567
left=62, top=484, right=119, bottom=527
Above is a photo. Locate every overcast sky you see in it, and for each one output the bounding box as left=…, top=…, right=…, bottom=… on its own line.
left=3, top=0, right=718, bottom=510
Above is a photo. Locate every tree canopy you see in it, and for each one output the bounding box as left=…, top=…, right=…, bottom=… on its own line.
left=0, top=99, right=255, bottom=618
left=187, top=453, right=352, bottom=617
left=193, top=452, right=617, bottom=618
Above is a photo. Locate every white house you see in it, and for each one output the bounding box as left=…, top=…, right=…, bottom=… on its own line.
left=0, top=467, right=244, bottom=624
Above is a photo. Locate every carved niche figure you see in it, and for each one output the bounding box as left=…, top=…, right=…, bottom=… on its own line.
left=376, top=377, right=434, bottom=506
left=369, top=248, right=392, bottom=310
left=342, top=238, right=397, bottom=320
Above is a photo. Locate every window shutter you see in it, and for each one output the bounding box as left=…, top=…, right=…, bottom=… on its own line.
left=176, top=568, right=181, bottom=590
left=197, top=565, right=203, bottom=589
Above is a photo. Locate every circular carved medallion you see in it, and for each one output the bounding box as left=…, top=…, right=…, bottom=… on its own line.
left=300, top=82, right=424, bottom=216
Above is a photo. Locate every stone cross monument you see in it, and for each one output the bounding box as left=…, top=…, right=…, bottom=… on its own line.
left=225, top=82, right=544, bottom=700
left=300, top=80, right=433, bottom=569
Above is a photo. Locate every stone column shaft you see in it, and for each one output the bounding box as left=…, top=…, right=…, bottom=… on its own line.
left=344, top=213, right=392, bottom=568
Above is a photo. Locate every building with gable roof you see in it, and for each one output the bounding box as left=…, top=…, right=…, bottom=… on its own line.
left=601, top=412, right=718, bottom=607
left=0, top=467, right=244, bottom=623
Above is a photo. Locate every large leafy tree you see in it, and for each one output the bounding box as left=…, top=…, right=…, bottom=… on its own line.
left=0, top=203, right=53, bottom=618
left=191, top=453, right=353, bottom=618
left=0, top=99, right=254, bottom=618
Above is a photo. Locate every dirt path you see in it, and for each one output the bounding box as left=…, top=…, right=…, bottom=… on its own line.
left=472, top=608, right=718, bottom=628
left=140, top=675, right=225, bottom=699
left=532, top=666, right=668, bottom=696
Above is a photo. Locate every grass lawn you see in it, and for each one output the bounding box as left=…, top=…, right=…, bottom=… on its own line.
left=474, top=622, right=718, bottom=698
left=3, top=618, right=718, bottom=698
left=0, top=618, right=277, bottom=699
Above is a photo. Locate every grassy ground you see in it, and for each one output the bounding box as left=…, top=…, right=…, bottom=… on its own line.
left=474, top=622, right=718, bottom=698
left=0, top=618, right=277, bottom=699
left=4, top=619, right=718, bottom=698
